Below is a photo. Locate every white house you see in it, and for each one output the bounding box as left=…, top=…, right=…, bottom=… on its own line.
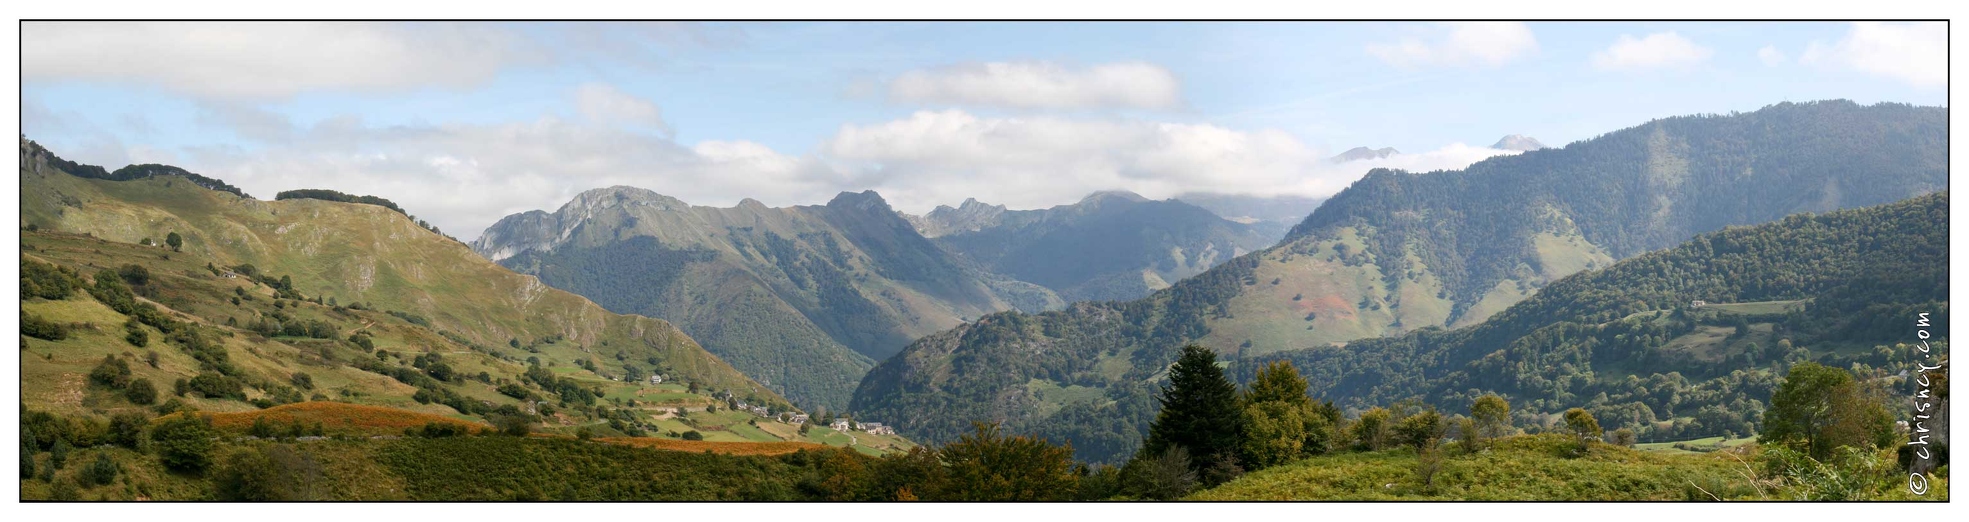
left=648, top=374, right=664, bottom=385
left=830, top=419, right=852, bottom=431
left=863, top=422, right=893, bottom=435
left=787, top=413, right=810, bottom=424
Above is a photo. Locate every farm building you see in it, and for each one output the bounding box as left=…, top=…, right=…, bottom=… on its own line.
left=830, top=419, right=851, bottom=431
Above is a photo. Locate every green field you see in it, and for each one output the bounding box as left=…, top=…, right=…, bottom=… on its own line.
left=1191, top=434, right=1944, bottom=501
left=1633, top=435, right=1757, bottom=455
left=1702, top=300, right=1809, bottom=315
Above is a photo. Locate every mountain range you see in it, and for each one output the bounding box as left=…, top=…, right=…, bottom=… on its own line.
left=848, top=100, right=1948, bottom=463
left=902, top=191, right=1276, bottom=303
left=476, top=186, right=1290, bottom=410
left=470, top=187, right=1057, bottom=411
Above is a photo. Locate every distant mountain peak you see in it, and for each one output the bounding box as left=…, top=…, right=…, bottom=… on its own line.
left=566, top=185, right=689, bottom=212
left=827, top=190, right=892, bottom=212
left=1491, top=135, right=1547, bottom=151
left=1080, top=190, right=1149, bottom=204
left=1330, top=146, right=1400, bottom=163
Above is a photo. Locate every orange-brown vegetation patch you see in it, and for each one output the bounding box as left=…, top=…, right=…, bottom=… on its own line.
left=596, top=437, right=828, bottom=456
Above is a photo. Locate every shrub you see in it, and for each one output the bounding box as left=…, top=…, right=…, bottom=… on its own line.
left=1562, top=408, right=1602, bottom=455
left=1121, top=446, right=1197, bottom=500
left=681, top=431, right=704, bottom=441
left=214, top=445, right=325, bottom=501
left=89, top=355, right=134, bottom=389
left=151, top=415, right=218, bottom=472
left=108, top=412, right=149, bottom=449
left=49, top=438, right=71, bottom=470
left=125, top=320, right=149, bottom=347
left=420, top=422, right=470, bottom=438
left=188, top=372, right=245, bottom=400
left=21, top=311, right=69, bottom=341
left=83, top=453, right=120, bottom=486
left=126, top=378, right=159, bottom=405
left=492, top=415, right=534, bottom=437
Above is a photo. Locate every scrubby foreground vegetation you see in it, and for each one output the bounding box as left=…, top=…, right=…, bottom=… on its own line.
left=19, top=401, right=1062, bottom=501
left=23, top=350, right=1942, bottom=501
left=1153, top=348, right=1947, bottom=501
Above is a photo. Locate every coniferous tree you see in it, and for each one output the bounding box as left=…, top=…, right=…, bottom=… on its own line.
left=1142, top=344, right=1245, bottom=482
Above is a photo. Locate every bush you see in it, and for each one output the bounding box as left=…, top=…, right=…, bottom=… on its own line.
left=419, top=422, right=470, bottom=438
left=1121, top=446, right=1197, bottom=500
left=49, top=438, right=71, bottom=470
left=125, top=378, right=159, bottom=405
left=22, top=311, right=70, bottom=341
left=83, top=453, right=120, bottom=486
left=681, top=431, right=704, bottom=441
left=108, top=412, right=149, bottom=449
left=125, top=320, right=150, bottom=347
left=215, top=445, right=325, bottom=501
left=151, top=415, right=218, bottom=472
left=187, top=372, right=245, bottom=400
left=492, top=415, right=534, bottom=437
left=89, top=355, right=133, bottom=388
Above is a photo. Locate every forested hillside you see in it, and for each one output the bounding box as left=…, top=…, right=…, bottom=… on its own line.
left=906, top=191, right=1275, bottom=303
left=477, top=187, right=1060, bottom=411
left=851, top=101, right=1947, bottom=464
left=1251, top=190, right=1948, bottom=442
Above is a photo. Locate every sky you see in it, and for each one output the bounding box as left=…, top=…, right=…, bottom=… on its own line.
left=19, top=21, right=1947, bottom=241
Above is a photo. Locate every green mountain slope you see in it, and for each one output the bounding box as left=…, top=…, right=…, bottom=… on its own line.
left=904, top=191, right=1276, bottom=303
left=19, top=138, right=789, bottom=414
left=849, top=101, right=1947, bottom=464
left=474, top=187, right=1060, bottom=411
left=1249, top=191, right=1948, bottom=441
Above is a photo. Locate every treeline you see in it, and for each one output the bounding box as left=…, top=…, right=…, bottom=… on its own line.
left=24, top=139, right=251, bottom=198
left=274, top=189, right=455, bottom=239
left=275, top=189, right=409, bottom=215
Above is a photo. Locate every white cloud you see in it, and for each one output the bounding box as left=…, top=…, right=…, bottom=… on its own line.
left=1757, top=46, right=1787, bottom=66
left=56, top=96, right=1513, bottom=241
left=1592, top=32, right=1713, bottom=71
left=887, top=61, right=1182, bottom=110
left=1366, top=22, right=1538, bottom=69
left=1800, top=22, right=1945, bottom=88
left=574, top=83, right=672, bottom=136
left=22, top=21, right=540, bottom=100
left=822, top=110, right=1516, bottom=215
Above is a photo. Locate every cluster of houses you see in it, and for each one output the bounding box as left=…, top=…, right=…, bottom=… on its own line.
left=827, top=418, right=894, bottom=435
left=731, top=399, right=774, bottom=418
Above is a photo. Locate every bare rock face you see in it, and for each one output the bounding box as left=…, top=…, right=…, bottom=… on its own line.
left=1329, top=146, right=1400, bottom=163
left=1492, top=134, right=1548, bottom=151
left=905, top=198, right=1008, bottom=238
